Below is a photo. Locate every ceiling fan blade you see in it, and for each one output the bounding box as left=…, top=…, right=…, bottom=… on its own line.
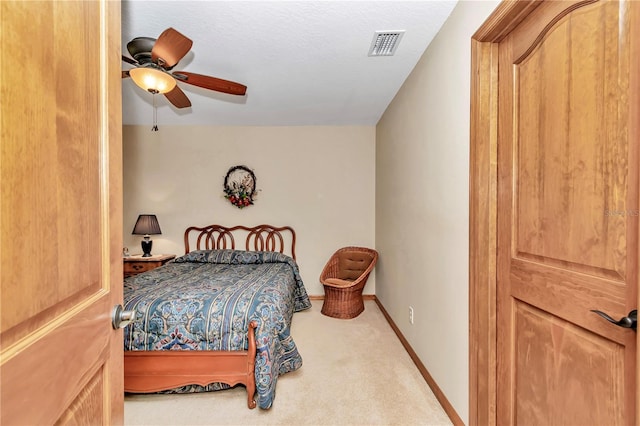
left=164, top=85, right=192, bottom=109
left=172, top=71, right=247, bottom=96
left=122, top=70, right=130, bottom=79
left=122, top=55, right=137, bottom=65
left=152, top=28, right=192, bottom=69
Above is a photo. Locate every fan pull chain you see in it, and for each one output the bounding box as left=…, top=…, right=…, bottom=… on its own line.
left=151, top=93, right=159, bottom=131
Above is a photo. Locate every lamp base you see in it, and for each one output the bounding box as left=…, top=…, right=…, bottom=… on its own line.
left=141, top=240, right=153, bottom=257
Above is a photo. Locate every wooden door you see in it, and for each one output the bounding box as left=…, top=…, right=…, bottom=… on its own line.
left=495, top=0, right=639, bottom=424
left=0, top=1, right=123, bottom=424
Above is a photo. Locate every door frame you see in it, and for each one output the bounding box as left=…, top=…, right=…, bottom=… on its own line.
left=469, top=2, right=542, bottom=424
left=469, top=1, right=640, bottom=425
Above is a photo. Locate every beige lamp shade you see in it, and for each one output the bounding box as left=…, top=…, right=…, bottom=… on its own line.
left=129, top=67, right=176, bottom=94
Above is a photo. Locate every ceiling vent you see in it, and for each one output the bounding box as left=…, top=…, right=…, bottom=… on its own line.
left=368, top=31, right=405, bottom=56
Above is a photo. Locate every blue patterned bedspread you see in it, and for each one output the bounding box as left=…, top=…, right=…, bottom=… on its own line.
left=123, top=249, right=311, bottom=409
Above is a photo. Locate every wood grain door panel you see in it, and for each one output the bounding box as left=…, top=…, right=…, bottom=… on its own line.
left=0, top=1, right=123, bottom=424
left=509, top=259, right=628, bottom=344
left=496, top=1, right=637, bottom=424
left=513, top=0, right=631, bottom=281
left=514, top=301, right=625, bottom=424
left=1, top=0, right=103, bottom=340
left=1, top=297, right=112, bottom=424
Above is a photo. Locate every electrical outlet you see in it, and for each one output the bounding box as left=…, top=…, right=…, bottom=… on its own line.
left=409, top=306, right=414, bottom=324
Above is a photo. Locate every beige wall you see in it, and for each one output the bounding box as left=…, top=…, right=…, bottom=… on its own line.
left=123, top=125, right=376, bottom=296
left=375, top=1, right=499, bottom=423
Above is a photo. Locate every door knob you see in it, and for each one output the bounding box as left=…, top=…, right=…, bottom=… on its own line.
left=112, top=304, right=135, bottom=329
left=590, top=309, right=637, bottom=331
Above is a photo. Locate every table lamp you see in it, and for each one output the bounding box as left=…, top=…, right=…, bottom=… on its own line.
left=132, top=214, right=162, bottom=257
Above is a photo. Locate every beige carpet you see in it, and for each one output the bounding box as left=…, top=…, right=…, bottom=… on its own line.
left=124, top=300, right=452, bottom=426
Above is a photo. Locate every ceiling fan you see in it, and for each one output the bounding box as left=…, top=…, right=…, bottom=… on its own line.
left=122, top=27, right=247, bottom=110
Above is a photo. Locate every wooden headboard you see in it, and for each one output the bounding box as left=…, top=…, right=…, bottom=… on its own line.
left=183, top=224, right=297, bottom=260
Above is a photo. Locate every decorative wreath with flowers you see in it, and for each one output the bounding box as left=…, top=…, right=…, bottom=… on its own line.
left=223, top=165, right=258, bottom=209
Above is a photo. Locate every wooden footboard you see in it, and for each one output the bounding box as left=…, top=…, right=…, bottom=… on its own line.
left=124, top=321, right=258, bottom=409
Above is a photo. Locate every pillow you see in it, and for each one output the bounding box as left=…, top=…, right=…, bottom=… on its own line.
left=337, top=251, right=372, bottom=280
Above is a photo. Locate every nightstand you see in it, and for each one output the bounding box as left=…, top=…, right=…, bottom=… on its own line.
left=123, top=254, right=176, bottom=278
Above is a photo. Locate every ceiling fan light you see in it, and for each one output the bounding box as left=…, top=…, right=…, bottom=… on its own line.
left=129, top=67, right=176, bottom=94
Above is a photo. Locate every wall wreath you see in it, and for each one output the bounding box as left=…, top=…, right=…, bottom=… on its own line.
left=223, top=165, right=258, bottom=209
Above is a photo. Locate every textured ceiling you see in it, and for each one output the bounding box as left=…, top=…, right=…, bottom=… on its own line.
left=121, top=1, right=457, bottom=126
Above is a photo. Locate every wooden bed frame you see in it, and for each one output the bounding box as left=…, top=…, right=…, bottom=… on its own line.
left=124, top=224, right=297, bottom=409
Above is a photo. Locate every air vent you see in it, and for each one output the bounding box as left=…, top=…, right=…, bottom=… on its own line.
left=368, top=31, right=405, bottom=56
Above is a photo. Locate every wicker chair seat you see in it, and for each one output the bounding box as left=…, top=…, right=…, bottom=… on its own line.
left=319, top=246, right=378, bottom=319
left=323, top=277, right=354, bottom=287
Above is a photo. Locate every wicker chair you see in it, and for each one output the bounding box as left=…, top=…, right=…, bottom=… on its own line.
left=320, top=246, right=378, bottom=319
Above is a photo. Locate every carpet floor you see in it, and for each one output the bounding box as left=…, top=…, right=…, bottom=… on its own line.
left=124, top=299, right=452, bottom=425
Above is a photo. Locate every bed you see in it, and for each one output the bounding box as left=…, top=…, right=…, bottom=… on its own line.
left=123, top=224, right=311, bottom=409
